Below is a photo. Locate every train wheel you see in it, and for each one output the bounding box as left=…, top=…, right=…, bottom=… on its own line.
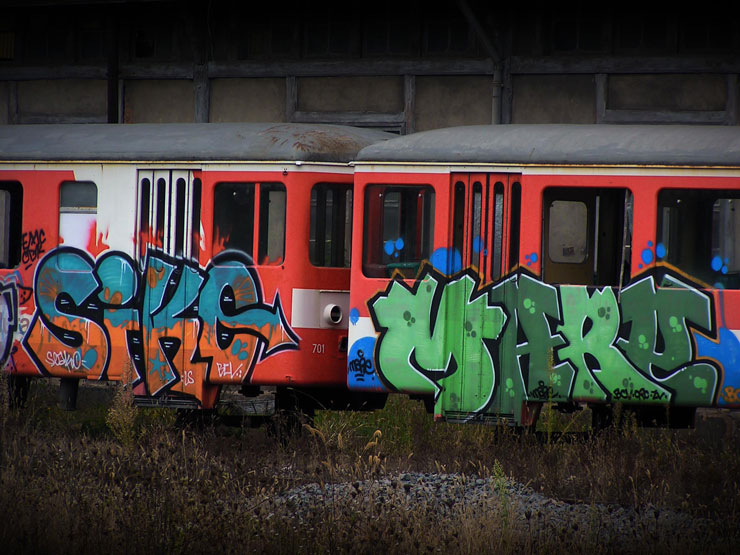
left=58, top=378, right=80, bottom=411
left=268, top=387, right=315, bottom=443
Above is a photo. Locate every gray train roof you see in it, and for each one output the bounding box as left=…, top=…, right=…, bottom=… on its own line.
left=356, top=124, right=740, bottom=167
left=0, top=123, right=394, bottom=163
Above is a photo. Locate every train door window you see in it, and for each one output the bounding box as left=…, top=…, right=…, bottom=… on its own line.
left=492, top=182, right=505, bottom=279
left=0, top=181, right=22, bottom=269
left=213, top=182, right=285, bottom=265
left=155, top=177, right=166, bottom=246
left=452, top=175, right=515, bottom=279
left=310, top=183, right=352, bottom=267
left=173, top=177, right=187, bottom=256
left=451, top=176, right=488, bottom=275
left=452, top=182, right=465, bottom=263
left=137, top=171, right=201, bottom=262
left=508, top=181, right=521, bottom=272
left=658, top=189, right=740, bottom=288
left=138, top=177, right=151, bottom=259
left=190, top=178, right=202, bottom=257
left=450, top=179, right=485, bottom=274
left=59, top=181, right=97, bottom=251
left=543, top=187, right=631, bottom=286
left=362, top=184, right=435, bottom=278
left=470, top=181, right=483, bottom=271
left=258, top=184, right=286, bottom=265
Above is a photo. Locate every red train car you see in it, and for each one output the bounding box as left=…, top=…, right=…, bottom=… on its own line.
left=0, top=123, right=391, bottom=411
left=347, top=125, right=740, bottom=427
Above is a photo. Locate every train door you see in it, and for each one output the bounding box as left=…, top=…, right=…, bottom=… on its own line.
left=439, top=173, right=521, bottom=419
left=136, top=170, right=203, bottom=398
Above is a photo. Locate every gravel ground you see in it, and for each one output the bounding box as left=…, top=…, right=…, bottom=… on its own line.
left=256, top=472, right=713, bottom=550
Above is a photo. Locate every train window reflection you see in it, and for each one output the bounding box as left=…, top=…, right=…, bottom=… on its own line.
left=258, top=184, right=286, bottom=265
left=310, top=183, right=352, bottom=267
left=213, top=182, right=285, bottom=265
left=543, top=187, right=630, bottom=286
left=548, top=200, right=588, bottom=263
left=492, top=182, right=504, bottom=279
left=214, top=183, right=255, bottom=257
left=0, top=181, right=22, bottom=269
left=362, top=184, right=435, bottom=278
left=658, top=189, right=740, bottom=289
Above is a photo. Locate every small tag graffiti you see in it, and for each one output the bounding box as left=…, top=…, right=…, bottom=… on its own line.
left=349, top=349, right=373, bottom=381
left=21, top=229, right=46, bottom=270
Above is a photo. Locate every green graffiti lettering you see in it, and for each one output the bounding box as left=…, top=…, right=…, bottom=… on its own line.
left=617, top=275, right=717, bottom=404
left=366, top=265, right=721, bottom=424
left=371, top=268, right=506, bottom=415
left=557, top=286, right=670, bottom=403
left=516, top=275, right=574, bottom=402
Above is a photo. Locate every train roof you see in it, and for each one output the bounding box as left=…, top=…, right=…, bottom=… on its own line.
left=355, top=124, right=740, bottom=167
left=0, top=122, right=394, bottom=163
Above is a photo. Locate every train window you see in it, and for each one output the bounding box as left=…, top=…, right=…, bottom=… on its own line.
left=451, top=176, right=507, bottom=279
left=213, top=182, right=285, bottom=265
left=257, top=184, right=286, bottom=265
left=544, top=187, right=630, bottom=286
left=492, top=182, right=505, bottom=279
left=155, top=178, right=166, bottom=245
left=508, top=182, right=521, bottom=271
left=137, top=172, right=201, bottom=259
left=60, top=181, right=97, bottom=210
left=310, top=183, right=352, bottom=267
left=451, top=181, right=465, bottom=264
left=0, top=181, right=22, bottom=269
left=138, top=178, right=151, bottom=257
left=59, top=181, right=97, bottom=251
left=174, top=177, right=187, bottom=257
left=214, top=183, right=255, bottom=256
left=362, top=184, right=435, bottom=278
left=658, top=189, right=740, bottom=289
left=190, top=178, right=202, bottom=257
left=470, top=182, right=483, bottom=271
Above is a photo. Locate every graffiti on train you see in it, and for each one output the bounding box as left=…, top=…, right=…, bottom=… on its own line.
left=21, top=246, right=298, bottom=402
left=368, top=263, right=740, bottom=414
left=0, top=281, right=19, bottom=367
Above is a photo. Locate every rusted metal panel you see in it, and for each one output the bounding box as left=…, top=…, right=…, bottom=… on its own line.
left=0, top=122, right=394, bottom=162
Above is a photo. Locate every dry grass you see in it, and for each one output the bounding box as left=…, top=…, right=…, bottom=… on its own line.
left=1, top=375, right=739, bottom=553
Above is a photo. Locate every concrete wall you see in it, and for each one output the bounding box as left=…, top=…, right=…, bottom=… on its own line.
left=415, top=76, right=492, bottom=131
left=18, top=80, right=106, bottom=118
left=0, top=73, right=735, bottom=128
left=607, top=74, right=726, bottom=111
left=511, top=75, right=596, bottom=123
left=298, top=76, right=403, bottom=112
left=1, top=3, right=738, bottom=130
left=123, top=80, right=194, bottom=123
left=210, top=78, right=286, bottom=122
left=5, top=79, right=107, bottom=122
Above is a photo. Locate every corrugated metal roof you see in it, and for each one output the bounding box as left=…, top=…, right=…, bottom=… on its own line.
left=356, top=124, right=740, bottom=167
left=0, top=122, right=394, bottom=163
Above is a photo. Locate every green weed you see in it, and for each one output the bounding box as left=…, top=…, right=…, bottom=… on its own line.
left=0, top=382, right=738, bottom=553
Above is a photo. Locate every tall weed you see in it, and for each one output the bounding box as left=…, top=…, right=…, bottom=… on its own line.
left=105, top=364, right=137, bottom=448
left=1, top=384, right=739, bottom=552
